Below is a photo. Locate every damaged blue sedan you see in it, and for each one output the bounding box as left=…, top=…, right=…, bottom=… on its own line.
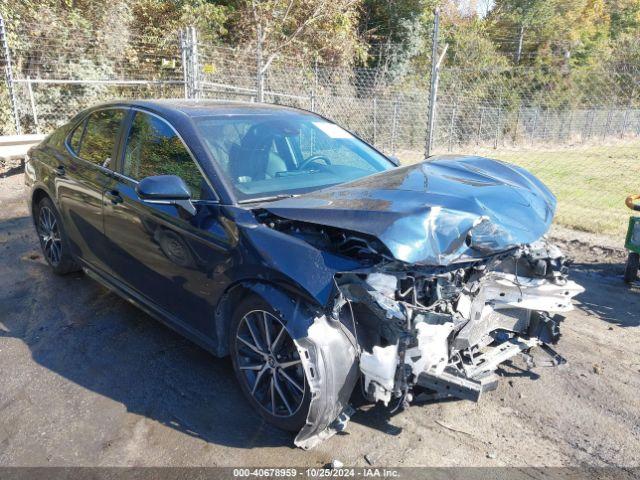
left=25, top=100, right=583, bottom=449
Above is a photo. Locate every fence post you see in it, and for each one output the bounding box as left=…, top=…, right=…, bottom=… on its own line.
left=0, top=14, right=21, bottom=135
left=476, top=107, right=484, bottom=145
left=425, top=8, right=440, bottom=158
left=585, top=109, right=595, bottom=140
left=494, top=107, right=502, bottom=149
left=494, top=90, right=503, bottom=149
left=179, top=29, right=188, bottom=99
left=448, top=100, right=457, bottom=152
left=566, top=110, right=573, bottom=142
left=256, top=24, right=265, bottom=103
left=603, top=109, right=612, bottom=140
left=530, top=107, right=539, bottom=143
left=558, top=110, right=565, bottom=142
left=190, top=26, right=199, bottom=99
left=621, top=108, right=630, bottom=138
left=26, top=76, right=39, bottom=134
left=310, top=59, right=318, bottom=112
left=180, top=27, right=198, bottom=99
left=391, top=98, right=398, bottom=155
left=515, top=24, right=524, bottom=64
left=372, top=97, right=377, bottom=146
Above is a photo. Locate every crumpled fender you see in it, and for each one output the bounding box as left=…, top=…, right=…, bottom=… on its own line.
left=244, top=282, right=359, bottom=450
left=294, top=315, right=359, bottom=449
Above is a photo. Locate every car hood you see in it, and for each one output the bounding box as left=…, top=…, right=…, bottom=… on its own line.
left=260, top=155, right=557, bottom=265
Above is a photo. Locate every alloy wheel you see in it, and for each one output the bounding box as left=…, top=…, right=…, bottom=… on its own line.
left=38, top=206, right=62, bottom=267
left=235, top=310, right=306, bottom=418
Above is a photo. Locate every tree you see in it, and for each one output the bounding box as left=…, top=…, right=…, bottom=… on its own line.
left=233, top=0, right=362, bottom=62
left=609, top=0, right=640, bottom=38
left=130, top=0, right=229, bottom=42
left=218, top=0, right=362, bottom=100
left=359, top=0, right=437, bottom=76
left=486, top=0, right=610, bottom=68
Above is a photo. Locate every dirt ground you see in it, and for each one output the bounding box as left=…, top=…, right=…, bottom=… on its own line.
left=1, top=173, right=639, bottom=469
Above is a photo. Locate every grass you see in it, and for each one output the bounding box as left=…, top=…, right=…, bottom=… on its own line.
left=397, top=142, right=640, bottom=238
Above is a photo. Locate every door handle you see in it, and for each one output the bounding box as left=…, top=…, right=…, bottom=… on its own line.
left=54, top=165, right=65, bottom=176
left=105, top=190, right=123, bottom=205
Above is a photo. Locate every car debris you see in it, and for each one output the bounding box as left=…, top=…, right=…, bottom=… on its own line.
left=435, top=420, right=473, bottom=436
left=252, top=156, right=584, bottom=449
left=364, top=453, right=378, bottom=465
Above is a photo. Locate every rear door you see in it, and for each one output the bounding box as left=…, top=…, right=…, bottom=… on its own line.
left=102, top=109, right=232, bottom=338
left=57, top=108, right=127, bottom=270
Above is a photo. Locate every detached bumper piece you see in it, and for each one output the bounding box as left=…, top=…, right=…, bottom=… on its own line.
left=415, top=336, right=568, bottom=402
left=416, top=369, right=494, bottom=402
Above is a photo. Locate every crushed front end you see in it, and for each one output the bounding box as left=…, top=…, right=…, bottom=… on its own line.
left=251, top=156, right=585, bottom=448
left=338, top=239, right=583, bottom=407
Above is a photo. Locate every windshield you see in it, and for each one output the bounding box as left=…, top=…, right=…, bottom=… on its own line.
left=194, top=111, right=394, bottom=202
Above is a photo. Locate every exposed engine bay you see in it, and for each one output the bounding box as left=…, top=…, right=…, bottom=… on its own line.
left=249, top=156, right=584, bottom=449
left=340, top=240, right=582, bottom=408
left=255, top=210, right=583, bottom=449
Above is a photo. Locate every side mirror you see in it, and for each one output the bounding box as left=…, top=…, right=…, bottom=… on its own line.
left=388, top=156, right=401, bottom=167
left=136, top=175, right=196, bottom=216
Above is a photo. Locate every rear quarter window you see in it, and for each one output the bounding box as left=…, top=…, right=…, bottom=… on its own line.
left=78, top=109, right=126, bottom=165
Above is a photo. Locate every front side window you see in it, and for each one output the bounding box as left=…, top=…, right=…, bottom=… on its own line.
left=78, top=109, right=126, bottom=165
left=123, top=112, right=207, bottom=200
left=194, top=112, right=393, bottom=201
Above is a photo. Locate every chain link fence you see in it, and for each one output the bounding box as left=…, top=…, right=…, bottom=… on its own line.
left=0, top=19, right=186, bottom=135
left=0, top=18, right=434, bottom=156
left=1, top=13, right=638, bottom=238
left=431, top=63, right=640, bottom=237
left=193, top=40, right=433, bottom=157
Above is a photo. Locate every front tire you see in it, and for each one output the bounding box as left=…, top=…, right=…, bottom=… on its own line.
left=229, top=294, right=311, bottom=432
left=34, top=197, right=80, bottom=275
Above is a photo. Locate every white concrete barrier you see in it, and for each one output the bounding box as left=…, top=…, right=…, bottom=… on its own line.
left=0, top=134, right=47, bottom=161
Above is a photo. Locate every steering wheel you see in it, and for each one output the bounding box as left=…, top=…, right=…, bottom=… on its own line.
left=297, top=154, right=332, bottom=171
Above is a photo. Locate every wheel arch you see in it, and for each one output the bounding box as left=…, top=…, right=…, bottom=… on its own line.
left=31, top=186, right=53, bottom=216
left=217, top=279, right=359, bottom=449
left=213, top=279, right=324, bottom=357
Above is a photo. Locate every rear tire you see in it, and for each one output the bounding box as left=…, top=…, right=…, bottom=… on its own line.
left=624, top=252, right=639, bottom=283
left=229, top=294, right=311, bottom=432
left=34, top=197, right=80, bottom=275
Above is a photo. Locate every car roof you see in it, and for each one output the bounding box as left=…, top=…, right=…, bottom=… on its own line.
left=96, top=99, right=313, bottom=119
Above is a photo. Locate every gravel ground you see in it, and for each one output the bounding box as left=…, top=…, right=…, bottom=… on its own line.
left=1, top=173, right=639, bottom=468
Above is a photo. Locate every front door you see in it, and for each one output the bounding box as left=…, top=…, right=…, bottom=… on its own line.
left=102, top=110, right=232, bottom=339
left=56, top=108, right=126, bottom=271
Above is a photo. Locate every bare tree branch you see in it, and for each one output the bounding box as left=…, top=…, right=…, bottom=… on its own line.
left=249, top=0, right=358, bottom=72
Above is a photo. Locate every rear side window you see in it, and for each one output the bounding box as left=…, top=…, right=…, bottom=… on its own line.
left=123, top=111, right=207, bottom=200
left=77, top=109, right=126, bottom=166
